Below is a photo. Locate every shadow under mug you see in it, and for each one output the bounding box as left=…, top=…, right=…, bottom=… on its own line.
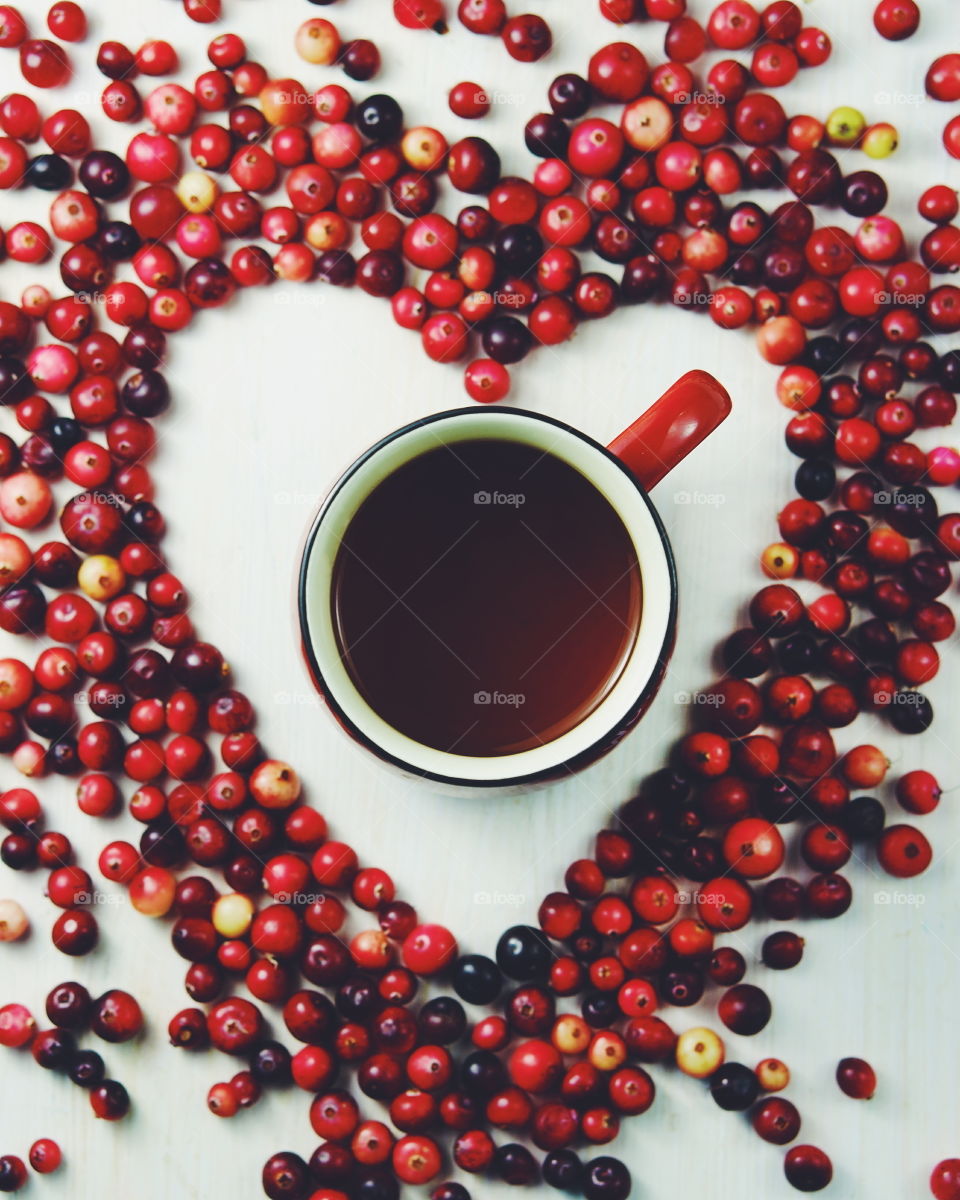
left=299, top=370, right=731, bottom=789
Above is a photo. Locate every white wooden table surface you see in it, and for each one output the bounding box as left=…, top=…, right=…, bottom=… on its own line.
left=1, top=0, right=959, bottom=1196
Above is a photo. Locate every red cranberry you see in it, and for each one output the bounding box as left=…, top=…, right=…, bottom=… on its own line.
left=207, top=996, right=263, bottom=1055
left=753, top=1097, right=801, bottom=1143
left=718, top=984, right=771, bottom=1035
left=91, top=990, right=143, bottom=1043
left=836, top=1056, right=876, bottom=1099
left=52, top=910, right=98, bottom=955
left=931, top=1161, right=960, bottom=1200
left=28, top=1139, right=61, bottom=1175
left=784, top=1145, right=833, bottom=1192
left=0, top=1157, right=27, bottom=1193
left=501, top=13, right=551, bottom=61
left=262, top=1152, right=311, bottom=1200
left=806, top=873, right=852, bottom=917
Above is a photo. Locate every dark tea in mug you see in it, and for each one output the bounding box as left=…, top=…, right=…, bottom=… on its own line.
left=330, top=437, right=642, bottom=757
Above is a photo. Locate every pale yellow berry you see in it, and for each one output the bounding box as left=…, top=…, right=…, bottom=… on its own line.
left=588, top=1031, right=627, bottom=1072
left=250, top=760, right=300, bottom=809
left=212, top=892, right=255, bottom=939
left=756, top=1057, right=791, bottom=1092
left=77, top=555, right=126, bottom=601
left=551, top=1014, right=590, bottom=1056
left=0, top=898, right=29, bottom=942
left=675, top=1026, right=725, bottom=1078
left=176, top=170, right=219, bottom=213
left=295, top=18, right=340, bottom=65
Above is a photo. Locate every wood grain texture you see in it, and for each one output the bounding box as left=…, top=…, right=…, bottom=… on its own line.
left=1, top=1, right=958, bottom=1196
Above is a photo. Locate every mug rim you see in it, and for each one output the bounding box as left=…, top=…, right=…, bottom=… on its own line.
left=298, top=406, right=679, bottom=788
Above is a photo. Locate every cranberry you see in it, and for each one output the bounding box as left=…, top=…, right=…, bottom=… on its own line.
left=711, top=1063, right=761, bottom=1111
left=722, top=819, right=784, bottom=879
left=665, top=15, right=706, bottom=62
left=45, top=980, right=91, bottom=1029
left=207, top=1081, right=239, bottom=1118
left=873, top=0, right=920, bottom=39
left=33, top=1027, right=76, bottom=1070
left=52, top=910, right=98, bottom=955
left=491, top=1143, right=538, bottom=1186
left=66, top=1048, right=103, bottom=1088
left=28, top=1139, right=61, bottom=1175
left=836, top=1056, right=877, bottom=1099
left=168, top=1007, right=208, bottom=1051
left=734, top=93, right=786, bottom=147
left=418, top=997, right=467, bottom=1047
left=449, top=81, right=489, bottom=120
left=339, top=38, right=380, bottom=81
left=452, top=1127, right=494, bottom=1174
left=762, top=930, right=805, bottom=969
left=455, top=0, right=504, bottom=30
left=249, top=1043, right=291, bottom=1090
left=718, top=984, right=771, bottom=1035
left=207, top=996, right=262, bottom=1055
left=138, top=37, right=178, bottom=73
left=262, top=1153, right=310, bottom=1200
left=877, top=824, right=932, bottom=877
left=91, top=989, right=143, bottom=1042
left=932, top=1161, right=960, bottom=1200
left=0, top=6, right=26, bottom=48
left=927, top=54, right=960, bottom=102
left=310, top=1089, right=360, bottom=1142
left=0, top=1158, right=26, bottom=1193
left=806, top=873, right=852, bottom=918
left=580, top=1157, right=631, bottom=1200
left=95, top=39, right=133, bottom=78
left=896, top=770, right=941, bottom=814
left=501, top=13, right=551, bottom=61
left=753, top=1096, right=801, bottom=1143
left=20, top=38, right=70, bottom=88
left=432, top=1186, right=470, bottom=1200
left=708, top=1, right=761, bottom=48
left=784, top=1145, right=833, bottom=1192
left=0, top=1003, right=35, bottom=1049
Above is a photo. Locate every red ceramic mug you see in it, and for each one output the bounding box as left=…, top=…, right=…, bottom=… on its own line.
left=299, top=370, right=731, bottom=788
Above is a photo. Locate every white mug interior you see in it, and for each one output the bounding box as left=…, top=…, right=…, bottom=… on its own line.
left=299, top=409, right=675, bottom=785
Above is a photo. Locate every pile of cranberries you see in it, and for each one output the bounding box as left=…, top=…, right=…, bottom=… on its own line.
left=0, top=0, right=957, bottom=1197
left=393, top=0, right=554, bottom=65
left=0, top=982, right=137, bottom=1136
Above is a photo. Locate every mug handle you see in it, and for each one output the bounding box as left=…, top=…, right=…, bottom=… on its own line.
left=607, top=369, right=732, bottom=492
